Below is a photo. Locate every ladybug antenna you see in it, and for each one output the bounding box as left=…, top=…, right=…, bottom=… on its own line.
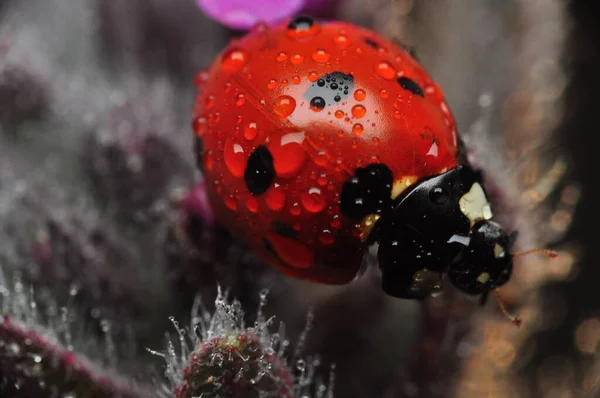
left=492, top=289, right=522, bottom=327
left=512, top=248, right=558, bottom=259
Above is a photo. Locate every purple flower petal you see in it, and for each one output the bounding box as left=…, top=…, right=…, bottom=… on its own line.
left=182, top=180, right=217, bottom=227
left=196, top=0, right=305, bottom=30
left=301, top=0, right=340, bottom=17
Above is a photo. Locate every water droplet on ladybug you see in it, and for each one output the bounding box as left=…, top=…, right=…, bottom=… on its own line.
left=334, top=95, right=341, bottom=102
left=315, top=150, right=328, bottom=167
left=352, top=123, right=364, bottom=136
left=334, top=35, right=351, bottom=47
left=292, top=75, right=301, bottom=85
left=224, top=138, right=247, bottom=177
left=244, top=122, right=258, bottom=141
left=352, top=105, right=366, bottom=119
left=310, top=96, right=326, bottom=112
left=267, top=79, right=278, bottom=89
left=290, top=202, right=302, bottom=216
left=265, top=187, right=286, bottom=211
left=335, top=110, right=344, bottom=119
left=330, top=215, right=341, bottom=229
left=312, top=49, right=330, bottom=63
left=269, top=132, right=307, bottom=178
left=319, top=229, right=335, bottom=245
left=274, top=95, right=296, bottom=117
left=290, top=54, right=304, bottom=64
left=205, top=95, right=216, bottom=109
left=204, top=150, right=214, bottom=171
left=276, top=52, right=288, bottom=62
left=245, top=196, right=259, bottom=213
left=375, top=61, right=397, bottom=80
left=225, top=195, right=237, bottom=211
left=354, top=89, right=367, bottom=101
left=394, top=110, right=402, bottom=120
left=317, top=173, right=328, bottom=186
left=235, top=93, right=246, bottom=106
left=309, top=71, right=319, bottom=82
left=222, top=48, right=249, bottom=71
left=372, top=137, right=380, bottom=145
left=192, top=116, right=207, bottom=137
left=301, top=187, right=326, bottom=213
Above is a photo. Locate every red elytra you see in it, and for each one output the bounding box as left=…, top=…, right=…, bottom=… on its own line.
left=193, top=17, right=459, bottom=285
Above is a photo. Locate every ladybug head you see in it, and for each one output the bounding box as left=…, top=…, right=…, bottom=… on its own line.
left=375, top=165, right=514, bottom=299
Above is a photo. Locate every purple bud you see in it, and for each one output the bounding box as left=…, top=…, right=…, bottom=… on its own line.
left=196, top=0, right=304, bottom=30
left=181, top=181, right=216, bottom=228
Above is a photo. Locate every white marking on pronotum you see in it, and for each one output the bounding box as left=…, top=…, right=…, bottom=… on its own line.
left=447, top=234, right=471, bottom=246
left=459, top=182, right=490, bottom=226
left=426, top=142, right=438, bottom=157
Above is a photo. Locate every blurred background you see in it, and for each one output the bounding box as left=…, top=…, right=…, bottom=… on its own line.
left=0, top=0, right=598, bottom=397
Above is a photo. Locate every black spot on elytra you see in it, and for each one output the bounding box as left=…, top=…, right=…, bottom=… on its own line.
left=339, top=163, right=394, bottom=220
left=305, top=71, right=354, bottom=108
left=397, top=76, right=424, bottom=97
left=194, top=136, right=204, bottom=172
left=310, top=96, right=326, bottom=110
left=272, top=221, right=297, bottom=238
left=364, top=38, right=379, bottom=49
left=244, top=145, right=275, bottom=196
left=287, top=16, right=314, bottom=31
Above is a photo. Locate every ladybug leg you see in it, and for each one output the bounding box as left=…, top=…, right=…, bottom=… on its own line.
left=338, top=163, right=394, bottom=221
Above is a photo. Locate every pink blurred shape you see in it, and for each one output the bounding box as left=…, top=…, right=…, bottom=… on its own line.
left=183, top=180, right=217, bottom=227
left=196, top=0, right=305, bottom=30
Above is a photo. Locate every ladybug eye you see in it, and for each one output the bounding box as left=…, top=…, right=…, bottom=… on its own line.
left=430, top=186, right=449, bottom=204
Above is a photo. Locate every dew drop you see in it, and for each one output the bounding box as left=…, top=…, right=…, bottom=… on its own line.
left=394, top=110, right=402, bottom=120
left=312, top=49, right=330, bottom=63
left=192, top=116, right=207, bottom=137
left=267, top=79, right=278, bottom=89
left=354, top=89, right=367, bottom=101
left=296, top=359, right=306, bottom=371
left=330, top=215, right=341, bottom=229
left=310, top=96, right=326, bottom=112
left=224, top=138, right=247, bottom=177
left=319, top=230, right=335, bottom=245
left=274, top=95, right=297, bottom=117
left=245, top=196, right=259, bottom=213
left=269, top=132, right=307, bottom=178
left=225, top=195, right=237, bottom=211
left=244, top=122, right=258, bottom=141
left=265, top=187, right=286, bottom=211
left=301, top=187, right=327, bottom=213
left=308, top=71, right=319, bottom=82
left=235, top=93, right=246, bottom=106
left=335, top=110, right=344, bottom=119
left=204, top=150, right=214, bottom=171
left=334, top=34, right=351, bottom=47
left=292, top=75, right=301, bottom=85
left=205, top=95, right=215, bottom=109
left=290, top=54, right=305, bottom=64
left=276, top=52, right=288, bottom=62
left=315, top=150, right=328, bottom=167
left=352, top=105, right=367, bottom=119
left=352, top=123, right=364, bottom=136
left=379, top=89, right=389, bottom=99
left=222, top=48, right=250, bottom=71
left=317, top=79, right=325, bottom=87
left=375, top=61, right=397, bottom=80
left=372, top=137, right=380, bottom=145
left=290, top=202, right=302, bottom=216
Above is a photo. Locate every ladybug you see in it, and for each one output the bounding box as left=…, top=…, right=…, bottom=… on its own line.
left=192, top=16, right=526, bottom=303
